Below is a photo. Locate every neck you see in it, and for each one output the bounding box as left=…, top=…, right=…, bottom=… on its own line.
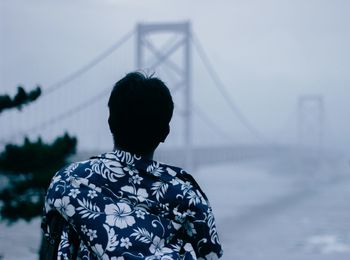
left=143, top=151, right=154, bottom=160
left=114, top=144, right=155, bottom=160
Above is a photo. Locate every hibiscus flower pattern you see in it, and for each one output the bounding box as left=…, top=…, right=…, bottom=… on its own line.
left=53, top=196, right=75, bottom=217
left=42, top=149, right=223, bottom=259
left=105, top=203, right=136, bottom=229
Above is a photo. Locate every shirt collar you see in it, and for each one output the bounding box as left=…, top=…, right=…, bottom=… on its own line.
left=91, top=149, right=179, bottom=183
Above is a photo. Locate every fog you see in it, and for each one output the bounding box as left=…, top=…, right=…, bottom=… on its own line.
left=1, top=0, right=350, bottom=259
left=1, top=0, right=350, bottom=152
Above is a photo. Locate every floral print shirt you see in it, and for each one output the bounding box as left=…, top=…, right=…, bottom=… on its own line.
left=42, top=149, right=223, bottom=259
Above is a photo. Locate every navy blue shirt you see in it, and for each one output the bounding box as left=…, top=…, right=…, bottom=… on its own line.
left=42, top=149, right=223, bottom=259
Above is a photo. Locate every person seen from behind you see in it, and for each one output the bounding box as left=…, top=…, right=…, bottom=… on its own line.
left=41, top=72, right=223, bottom=259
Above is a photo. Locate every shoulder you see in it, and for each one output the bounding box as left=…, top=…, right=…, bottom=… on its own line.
left=57, top=157, right=101, bottom=177
left=46, top=158, right=97, bottom=193
left=161, top=165, right=210, bottom=211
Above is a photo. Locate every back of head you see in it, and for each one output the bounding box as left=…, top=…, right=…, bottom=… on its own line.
left=108, top=72, right=174, bottom=155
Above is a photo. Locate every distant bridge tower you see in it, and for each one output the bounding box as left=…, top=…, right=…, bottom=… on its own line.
left=135, top=22, right=193, bottom=169
left=298, top=95, right=324, bottom=150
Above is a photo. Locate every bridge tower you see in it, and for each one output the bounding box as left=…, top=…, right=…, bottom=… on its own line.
left=135, top=22, right=193, bottom=169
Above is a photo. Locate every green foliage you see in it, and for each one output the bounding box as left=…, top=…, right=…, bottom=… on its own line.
left=0, top=133, right=77, bottom=222
left=0, top=85, right=78, bottom=222
left=0, top=86, right=41, bottom=114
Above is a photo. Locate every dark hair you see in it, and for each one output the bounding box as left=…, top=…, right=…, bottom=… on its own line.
left=108, top=72, right=174, bottom=155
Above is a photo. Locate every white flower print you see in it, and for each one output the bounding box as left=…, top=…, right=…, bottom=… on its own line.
left=166, top=167, right=177, bottom=177
left=64, top=163, right=78, bottom=176
left=183, top=221, right=197, bottom=237
left=76, top=198, right=101, bottom=219
left=81, top=225, right=88, bottom=234
left=49, top=174, right=61, bottom=190
left=135, top=209, right=146, bottom=219
left=151, top=181, right=169, bottom=201
left=43, top=150, right=223, bottom=259
left=104, top=152, right=119, bottom=161
left=86, top=229, right=97, bottom=241
left=200, top=252, right=220, bottom=260
left=187, top=190, right=201, bottom=206
left=57, top=252, right=69, bottom=260
left=184, top=209, right=196, bottom=218
left=147, top=162, right=164, bottom=176
left=69, top=176, right=89, bottom=188
left=91, top=243, right=108, bottom=260
left=120, top=237, right=132, bottom=249
left=207, top=210, right=220, bottom=244
left=58, top=231, right=69, bottom=249
left=123, top=164, right=139, bottom=176
left=170, top=178, right=179, bottom=186
left=88, top=183, right=102, bottom=193
left=54, top=196, right=75, bottom=217
left=181, top=181, right=193, bottom=194
left=105, top=203, right=135, bottom=229
left=171, top=220, right=182, bottom=230
left=115, top=150, right=135, bottom=165
left=68, top=188, right=80, bottom=198
left=132, top=174, right=143, bottom=185
left=145, top=255, right=174, bottom=260
left=183, top=243, right=197, bottom=260
left=52, top=174, right=61, bottom=184
left=44, top=198, right=54, bottom=213
left=103, top=224, right=119, bottom=251
left=99, top=158, right=126, bottom=181
left=135, top=188, right=148, bottom=202
left=121, top=186, right=148, bottom=202
left=172, top=207, right=185, bottom=223
left=149, top=236, right=172, bottom=256
left=79, top=241, right=89, bottom=255
left=87, top=190, right=98, bottom=199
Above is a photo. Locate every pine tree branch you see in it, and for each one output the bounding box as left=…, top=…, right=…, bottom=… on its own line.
left=0, top=86, right=41, bottom=114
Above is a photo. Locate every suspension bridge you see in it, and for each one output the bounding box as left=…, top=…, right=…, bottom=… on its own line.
left=2, top=21, right=348, bottom=260
left=0, top=21, right=324, bottom=169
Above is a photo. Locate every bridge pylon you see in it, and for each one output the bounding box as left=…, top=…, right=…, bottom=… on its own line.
left=135, top=21, right=193, bottom=170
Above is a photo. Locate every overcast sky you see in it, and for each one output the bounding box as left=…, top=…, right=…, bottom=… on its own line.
left=1, top=0, right=350, bottom=151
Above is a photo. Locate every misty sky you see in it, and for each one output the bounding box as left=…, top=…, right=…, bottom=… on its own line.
left=1, top=0, right=350, bottom=151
